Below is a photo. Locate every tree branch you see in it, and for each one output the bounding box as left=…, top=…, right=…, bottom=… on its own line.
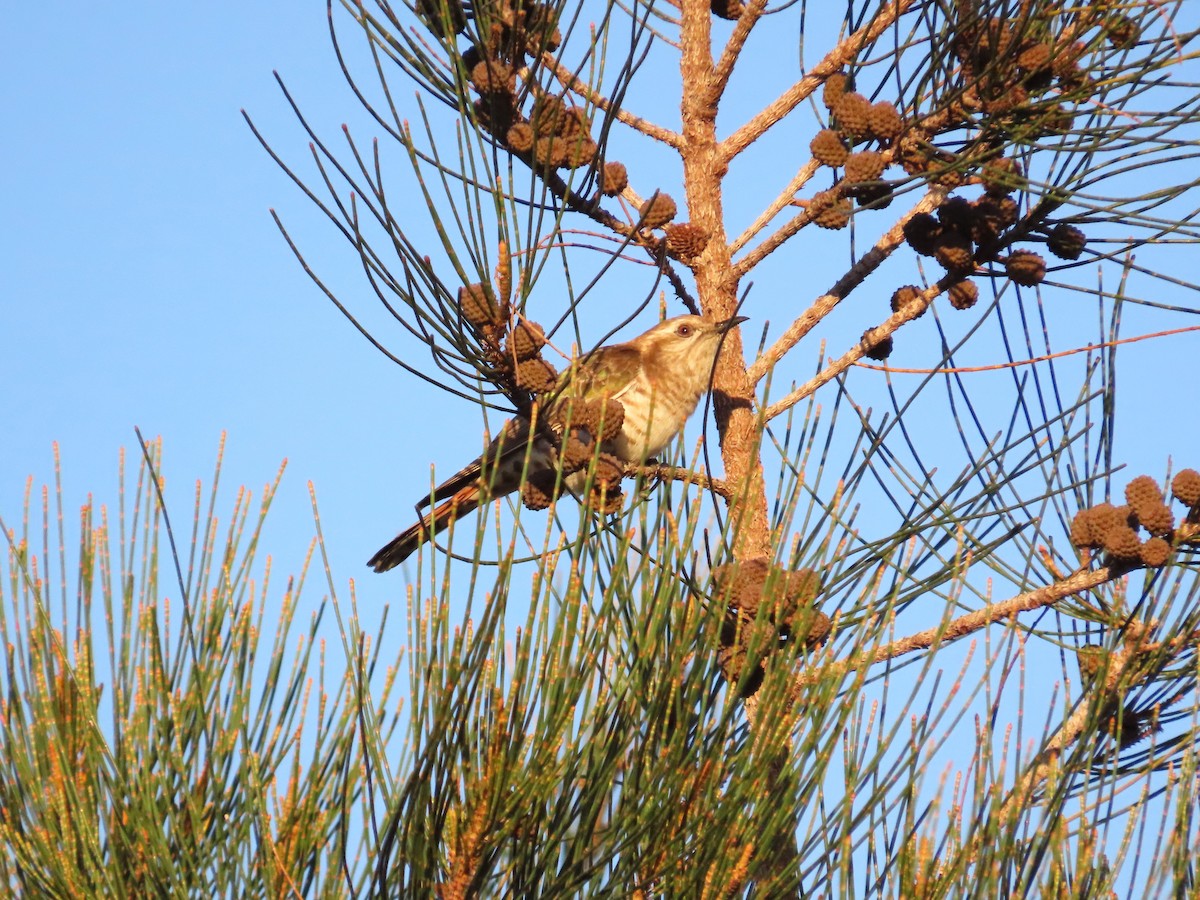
left=719, top=0, right=920, bottom=162
left=746, top=189, right=948, bottom=386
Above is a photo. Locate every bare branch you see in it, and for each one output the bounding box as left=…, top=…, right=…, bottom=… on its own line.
left=746, top=189, right=948, bottom=386
left=719, top=0, right=920, bottom=162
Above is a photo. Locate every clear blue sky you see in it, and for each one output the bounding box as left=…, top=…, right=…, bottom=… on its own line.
left=4, top=5, right=1198, bottom=622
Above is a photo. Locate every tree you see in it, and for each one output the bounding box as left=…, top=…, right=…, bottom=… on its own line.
left=5, top=0, right=1200, bottom=896
left=254, top=0, right=1200, bottom=894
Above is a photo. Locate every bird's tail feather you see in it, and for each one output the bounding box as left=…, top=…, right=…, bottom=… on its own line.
left=367, top=486, right=482, bottom=572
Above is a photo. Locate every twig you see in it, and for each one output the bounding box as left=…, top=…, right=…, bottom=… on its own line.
left=746, top=189, right=948, bottom=386
left=794, top=563, right=1124, bottom=697
left=729, top=158, right=820, bottom=256
left=711, top=0, right=769, bottom=100
left=630, top=462, right=732, bottom=498
left=719, top=0, right=920, bottom=162
left=544, top=55, right=685, bottom=148
left=855, top=324, right=1200, bottom=374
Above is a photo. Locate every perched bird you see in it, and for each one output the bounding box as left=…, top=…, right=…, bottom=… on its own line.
left=368, top=314, right=747, bottom=571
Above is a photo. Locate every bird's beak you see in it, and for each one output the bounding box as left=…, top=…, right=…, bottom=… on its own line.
left=715, top=315, right=749, bottom=333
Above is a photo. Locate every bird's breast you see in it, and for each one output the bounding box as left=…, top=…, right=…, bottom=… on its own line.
left=607, top=371, right=705, bottom=461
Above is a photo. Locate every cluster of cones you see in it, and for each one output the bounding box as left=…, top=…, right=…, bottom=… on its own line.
left=711, top=558, right=829, bottom=697
left=1070, top=470, right=1200, bottom=567
left=458, top=275, right=626, bottom=516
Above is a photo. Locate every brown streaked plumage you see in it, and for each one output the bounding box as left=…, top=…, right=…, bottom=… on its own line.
left=368, top=314, right=747, bottom=571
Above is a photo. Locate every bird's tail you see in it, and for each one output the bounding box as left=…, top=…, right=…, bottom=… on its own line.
left=367, top=485, right=482, bottom=572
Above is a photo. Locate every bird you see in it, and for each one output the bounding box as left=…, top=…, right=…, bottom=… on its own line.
left=368, top=313, right=747, bottom=572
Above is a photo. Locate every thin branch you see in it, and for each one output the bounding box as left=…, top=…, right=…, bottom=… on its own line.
left=856, top=324, right=1200, bottom=375
left=630, top=462, right=732, bottom=498
left=729, top=158, right=821, bottom=256
left=719, top=0, right=920, bottom=162
left=711, top=0, right=769, bottom=100
left=795, top=563, right=1125, bottom=696
left=746, top=189, right=948, bottom=385
left=543, top=54, right=685, bottom=149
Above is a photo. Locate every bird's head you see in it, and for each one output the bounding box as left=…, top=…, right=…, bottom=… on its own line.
left=636, top=314, right=748, bottom=375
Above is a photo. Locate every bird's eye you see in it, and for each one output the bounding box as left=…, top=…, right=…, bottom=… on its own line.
left=676, top=324, right=692, bottom=337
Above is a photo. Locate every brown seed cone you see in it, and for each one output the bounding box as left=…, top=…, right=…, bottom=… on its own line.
left=1171, top=469, right=1200, bottom=507
left=810, top=128, right=849, bottom=168
left=533, top=136, right=570, bottom=169
left=560, top=428, right=598, bottom=473
left=558, top=105, right=591, bottom=139
left=937, top=196, right=977, bottom=233
left=665, top=222, right=710, bottom=262
left=1103, top=524, right=1142, bottom=561
left=471, top=59, right=516, bottom=94
left=1047, top=224, right=1086, bottom=260
left=862, top=329, right=893, bottom=361
left=903, top=213, right=942, bottom=256
left=1088, top=503, right=1128, bottom=541
left=598, top=400, right=626, bottom=442
left=934, top=232, right=975, bottom=274
left=473, top=94, right=518, bottom=135
left=1076, top=644, right=1105, bottom=681
left=981, top=157, right=1026, bottom=197
left=1104, top=14, right=1140, bottom=50
left=521, top=470, right=558, bottom=510
left=640, top=192, right=678, bottom=229
left=506, top=121, right=535, bottom=153
left=459, top=283, right=503, bottom=327
left=1054, top=41, right=1087, bottom=75
left=711, top=558, right=822, bottom=616
left=791, top=608, right=832, bottom=648
left=833, top=92, right=872, bottom=139
left=417, top=0, right=467, bottom=37
left=553, top=395, right=597, bottom=430
left=1139, top=537, right=1172, bottom=567
left=809, top=190, right=852, bottom=230
left=867, top=102, right=903, bottom=141
left=1018, top=42, right=1053, bottom=74
left=1040, top=104, right=1076, bottom=135
left=890, top=285, right=926, bottom=318
left=591, top=451, right=625, bottom=492
left=948, top=280, right=979, bottom=311
left=1135, top=503, right=1174, bottom=537
left=514, top=357, right=557, bottom=393
left=508, top=320, right=547, bottom=360
left=600, top=160, right=628, bottom=197
left=1006, top=250, right=1046, bottom=286
left=822, top=72, right=850, bottom=110
left=589, top=483, right=625, bottom=515
left=1125, top=475, right=1164, bottom=511
left=853, top=182, right=893, bottom=209
left=530, top=95, right=567, bottom=134
left=562, top=137, right=598, bottom=170
left=843, top=150, right=886, bottom=184
left=1070, top=508, right=1102, bottom=549
left=898, top=139, right=934, bottom=177
left=711, top=0, right=745, bottom=20
left=972, top=196, right=1019, bottom=246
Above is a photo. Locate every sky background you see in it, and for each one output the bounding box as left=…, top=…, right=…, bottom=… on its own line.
left=4, top=3, right=1200, bottom=891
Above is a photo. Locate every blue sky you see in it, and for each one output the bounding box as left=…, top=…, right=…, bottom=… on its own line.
left=4, top=6, right=1199, bottom=652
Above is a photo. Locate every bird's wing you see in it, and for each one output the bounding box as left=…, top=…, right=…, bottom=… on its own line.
left=557, top=343, right=641, bottom=402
